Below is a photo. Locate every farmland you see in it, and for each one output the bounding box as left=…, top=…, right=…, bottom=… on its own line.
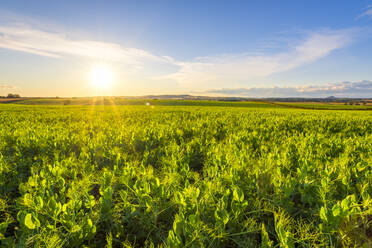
left=2, top=97, right=372, bottom=110
left=0, top=103, right=371, bottom=247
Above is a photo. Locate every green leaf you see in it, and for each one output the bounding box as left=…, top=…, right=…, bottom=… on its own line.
left=332, top=205, right=341, bottom=217
left=0, top=222, right=8, bottom=234
left=342, top=176, right=348, bottom=186
left=59, top=178, right=65, bottom=187
left=188, top=214, right=198, bottom=225
left=233, top=187, right=244, bottom=202
left=87, top=218, right=93, bottom=228
left=71, top=225, right=82, bottom=233
left=154, top=178, right=160, bottom=187
left=319, top=207, right=327, bottom=222
left=195, top=188, right=200, bottom=199
left=48, top=198, right=57, bottom=211
left=215, top=209, right=229, bottom=225
left=36, top=196, right=43, bottom=208
left=173, top=217, right=183, bottom=238
left=341, top=197, right=350, bottom=211
left=24, top=214, right=36, bottom=230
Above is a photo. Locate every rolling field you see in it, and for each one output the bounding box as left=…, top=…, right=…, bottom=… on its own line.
left=271, top=102, right=372, bottom=110
left=3, top=97, right=372, bottom=110
left=0, top=104, right=371, bottom=247
left=2, top=98, right=283, bottom=108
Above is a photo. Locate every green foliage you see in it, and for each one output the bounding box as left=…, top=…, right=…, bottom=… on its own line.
left=0, top=104, right=370, bottom=247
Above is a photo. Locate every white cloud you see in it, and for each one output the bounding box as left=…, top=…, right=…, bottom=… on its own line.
left=358, top=6, right=372, bottom=18
left=0, top=20, right=358, bottom=93
left=0, top=25, right=166, bottom=67
left=203, top=80, right=372, bottom=98
left=161, top=29, right=355, bottom=89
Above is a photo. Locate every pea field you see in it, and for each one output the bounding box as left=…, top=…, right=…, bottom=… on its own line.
left=0, top=103, right=371, bottom=247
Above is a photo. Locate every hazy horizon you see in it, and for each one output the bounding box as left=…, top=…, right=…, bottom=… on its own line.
left=1, top=1, right=372, bottom=98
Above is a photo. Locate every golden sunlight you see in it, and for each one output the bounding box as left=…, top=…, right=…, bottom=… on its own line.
left=89, top=64, right=113, bottom=90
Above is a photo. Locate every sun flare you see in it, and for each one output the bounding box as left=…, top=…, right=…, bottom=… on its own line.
left=90, top=64, right=113, bottom=90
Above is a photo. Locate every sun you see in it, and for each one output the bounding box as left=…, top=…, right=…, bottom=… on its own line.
left=90, top=64, right=113, bottom=90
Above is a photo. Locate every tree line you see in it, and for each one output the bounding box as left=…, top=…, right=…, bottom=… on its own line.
left=0, top=93, right=21, bottom=98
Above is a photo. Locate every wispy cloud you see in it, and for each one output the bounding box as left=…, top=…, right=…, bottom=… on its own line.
left=161, top=29, right=355, bottom=89
left=358, top=5, right=372, bottom=19
left=0, top=25, right=167, bottom=67
left=202, top=80, right=372, bottom=98
left=0, top=18, right=360, bottom=94
left=0, top=84, right=15, bottom=89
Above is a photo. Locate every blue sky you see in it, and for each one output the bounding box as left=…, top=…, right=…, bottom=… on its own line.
left=0, top=0, right=372, bottom=97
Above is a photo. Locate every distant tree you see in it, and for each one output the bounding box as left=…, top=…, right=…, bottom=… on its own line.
left=6, top=93, right=20, bottom=98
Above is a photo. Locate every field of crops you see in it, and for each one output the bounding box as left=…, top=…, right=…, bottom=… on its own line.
left=0, top=104, right=371, bottom=247
left=272, top=102, right=372, bottom=110
left=4, top=97, right=372, bottom=110
left=3, top=98, right=284, bottom=109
